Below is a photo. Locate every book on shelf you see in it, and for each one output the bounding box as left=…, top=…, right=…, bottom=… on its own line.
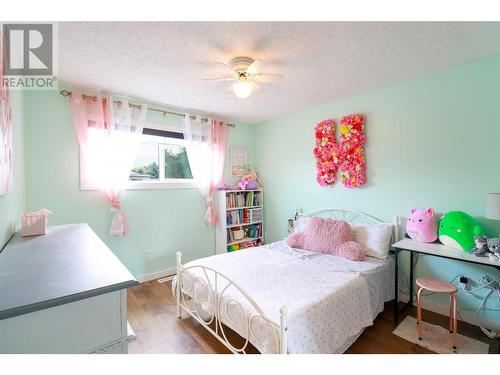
left=226, top=207, right=263, bottom=225
left=249, top=208, right=263, bottom=222
left=225, top=190, right=262, bottom=208
left=226, top=222, right=262, bottom=243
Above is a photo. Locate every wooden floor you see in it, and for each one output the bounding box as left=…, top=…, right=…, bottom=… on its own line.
left=127, top=280, right=498, bottom=354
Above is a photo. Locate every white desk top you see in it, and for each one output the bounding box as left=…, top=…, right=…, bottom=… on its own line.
left=392, top=238, right=500, bottom=268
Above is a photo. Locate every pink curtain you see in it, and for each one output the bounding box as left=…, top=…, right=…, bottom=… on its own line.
left=207, top=120, right=228, bottom=225
left=182, top=115, right=228, bottom=225
left=69, top=91, right=147, bottom=236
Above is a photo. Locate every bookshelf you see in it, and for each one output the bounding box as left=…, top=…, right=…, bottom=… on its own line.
left=215, top=189, right=264, bottom=254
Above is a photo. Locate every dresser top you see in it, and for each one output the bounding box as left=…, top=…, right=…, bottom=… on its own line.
left=0, top=224, right=138, bottom=320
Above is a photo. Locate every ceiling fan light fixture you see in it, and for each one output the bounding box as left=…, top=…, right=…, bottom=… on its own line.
left=232, top=81, right=253, bottom=99
left=205, top=56, right=281, bottom=99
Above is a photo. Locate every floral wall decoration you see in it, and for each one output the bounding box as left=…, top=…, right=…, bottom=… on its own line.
left=313, top=119, right=338, bottom=186
left=313, top=114, right=366, bottom=188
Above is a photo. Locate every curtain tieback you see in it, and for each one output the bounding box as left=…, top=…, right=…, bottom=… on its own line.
left=205, top=196, right=216, bottom=225
left=110, top=199, right=122, bottom=209
left=108, top=199, right=128, bottom=236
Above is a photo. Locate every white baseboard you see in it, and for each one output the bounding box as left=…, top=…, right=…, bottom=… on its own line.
left=136, top=267, right=176, bottom=283
left=399, top=292, right=500, bottom=331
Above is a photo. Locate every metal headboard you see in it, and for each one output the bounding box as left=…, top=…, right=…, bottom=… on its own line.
left=293, top=208, right=400, bottom=242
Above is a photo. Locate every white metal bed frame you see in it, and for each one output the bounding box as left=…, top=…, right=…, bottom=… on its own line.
left=175, top=208, right=399, bottom=354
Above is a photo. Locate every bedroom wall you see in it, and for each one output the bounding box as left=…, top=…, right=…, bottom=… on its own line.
left=254, top=54, right=500, bottom=325
left=0, top=91, right=25, bottom=249
left=23, top=88, right=255, bottom=278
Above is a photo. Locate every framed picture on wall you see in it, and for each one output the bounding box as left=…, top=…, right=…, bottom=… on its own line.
left=230, top=147, right=248, bottom=177
left=0, top=91, right=12, bottom=196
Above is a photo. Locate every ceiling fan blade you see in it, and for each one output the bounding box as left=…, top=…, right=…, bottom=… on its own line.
left=210, top=61, right=236, bottom=75
left=203, top=77, right=237, bottom=82
left=247, top=58, right=267, bottom=74
left=254, top=73, right=284, bottom=83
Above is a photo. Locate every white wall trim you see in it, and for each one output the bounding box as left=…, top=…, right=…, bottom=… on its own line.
left=81, top=180, right=197, bottom=191
left=125, top=180, right=197, bottom=190
left=136, top=267, right=176, bottom=283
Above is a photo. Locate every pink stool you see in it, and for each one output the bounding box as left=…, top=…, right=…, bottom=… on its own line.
left=416, top=277, right=458, bottom=351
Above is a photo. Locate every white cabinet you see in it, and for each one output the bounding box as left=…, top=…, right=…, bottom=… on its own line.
left=0, top=290, right=135, bottom=354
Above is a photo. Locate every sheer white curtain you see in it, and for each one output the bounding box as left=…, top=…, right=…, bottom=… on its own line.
left=182, top=114, right=228, bottom=225
left=70, top=92, right=147, bottom=236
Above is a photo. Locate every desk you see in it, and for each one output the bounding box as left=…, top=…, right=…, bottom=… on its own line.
left=392, top=238, right=500, bottom=324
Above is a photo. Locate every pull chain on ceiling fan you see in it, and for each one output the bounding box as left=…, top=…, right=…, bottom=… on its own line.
left=204, top=56, right=284, bottom=99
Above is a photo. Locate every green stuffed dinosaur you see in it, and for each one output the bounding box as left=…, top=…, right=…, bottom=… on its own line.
left=438, top=211, right=485, bottom=251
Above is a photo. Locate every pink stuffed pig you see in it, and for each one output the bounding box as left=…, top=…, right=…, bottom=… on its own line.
left=406, top=208, right=438, bottom=243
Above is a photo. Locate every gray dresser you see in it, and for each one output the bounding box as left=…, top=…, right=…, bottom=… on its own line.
left=0, top=224, right=138, bottom=353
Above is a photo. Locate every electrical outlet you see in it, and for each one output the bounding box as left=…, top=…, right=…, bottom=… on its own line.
left=144, top=249, right=151, bottom=260
left=459, top=276, right=469, bottom=290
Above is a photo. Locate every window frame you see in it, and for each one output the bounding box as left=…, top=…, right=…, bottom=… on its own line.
left=80, top=123, right=197, bottom=191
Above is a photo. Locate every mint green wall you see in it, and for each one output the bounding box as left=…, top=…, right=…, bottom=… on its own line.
left=254, top=55, right=500, bottom=324
left=23, top=89, right=255, bottom=277
left=0, top=91, right=25, bottom=249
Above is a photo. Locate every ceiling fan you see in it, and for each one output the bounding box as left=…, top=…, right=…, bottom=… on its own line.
left=204, top=56, right=284, bottom=99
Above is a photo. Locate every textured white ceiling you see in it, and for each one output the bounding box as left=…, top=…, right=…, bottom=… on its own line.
left=58, top=22, right=500, bottom=124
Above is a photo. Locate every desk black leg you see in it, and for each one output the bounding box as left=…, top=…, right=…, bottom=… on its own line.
left=394, top=248, right=399, bottom=324
left=409, top=251, right=414, bottom=308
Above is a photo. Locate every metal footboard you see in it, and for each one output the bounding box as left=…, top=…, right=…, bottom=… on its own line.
left=175, top=251, right=287, bottom=354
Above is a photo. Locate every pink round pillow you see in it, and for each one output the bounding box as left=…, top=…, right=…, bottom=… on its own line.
left=337, top=241, right=365, bottom=261
left=286, top=232, right=305, bottom=248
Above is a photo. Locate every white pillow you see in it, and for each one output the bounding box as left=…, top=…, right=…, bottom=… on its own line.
left=292, top=216, right=310, bottom=233
left=350, top=222, right=394, bottom=260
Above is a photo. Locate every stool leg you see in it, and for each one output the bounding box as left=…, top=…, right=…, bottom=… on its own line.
left=416, top=286, right=424, bottom=340
left=449, top=293, right=453, bottom=333
left=452, top=292, right=458, bottom=351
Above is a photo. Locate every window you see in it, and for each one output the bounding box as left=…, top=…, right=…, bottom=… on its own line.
left=128, top=125, right=195, bottom=189
left=79, top=123, right=196, bottom=190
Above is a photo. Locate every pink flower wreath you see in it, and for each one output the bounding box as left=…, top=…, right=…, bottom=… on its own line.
left=313, top=114, right=366, bottom=188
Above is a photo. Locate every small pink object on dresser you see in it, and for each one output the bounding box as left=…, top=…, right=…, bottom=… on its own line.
left=286, top=216, right=365, bottom=261
left=406, top=208, right=438, bottom=243
left=21, top=209, right=52, bottom=236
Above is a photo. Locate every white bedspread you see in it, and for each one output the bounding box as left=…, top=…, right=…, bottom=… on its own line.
left=174, top=241, right=391, bottom=354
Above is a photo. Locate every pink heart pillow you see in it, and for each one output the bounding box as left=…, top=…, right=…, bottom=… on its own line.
left=286, top=217, right=365, bottom=261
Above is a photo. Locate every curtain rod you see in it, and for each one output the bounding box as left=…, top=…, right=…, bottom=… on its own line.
left=59, top=89, right=235, bottom=128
